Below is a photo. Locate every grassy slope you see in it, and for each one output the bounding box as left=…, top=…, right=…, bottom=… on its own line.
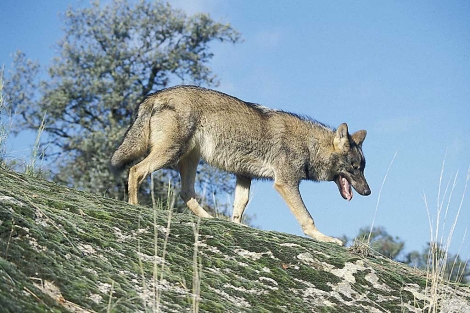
left=0, top=168, right=469, bottom=312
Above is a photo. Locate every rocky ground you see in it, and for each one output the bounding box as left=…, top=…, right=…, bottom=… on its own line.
left=1, top=169, right=469, bottom=312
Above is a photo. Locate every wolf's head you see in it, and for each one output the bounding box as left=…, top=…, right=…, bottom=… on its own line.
left=331, top=123, right=371, bottom=201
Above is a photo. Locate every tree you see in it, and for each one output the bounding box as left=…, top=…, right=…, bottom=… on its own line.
left=5, top=0, right=241, bottom=207
left=405, top=243, right=470, bottom=284
left=347, top=226, right=469, bottom=284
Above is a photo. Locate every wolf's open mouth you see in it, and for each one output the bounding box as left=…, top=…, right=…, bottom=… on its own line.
left=335, top=174, right=353, bottom=201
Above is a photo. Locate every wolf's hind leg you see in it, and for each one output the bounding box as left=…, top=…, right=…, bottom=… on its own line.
left=128, top=145, right=180, bottom=205
left=178, top=150, right=213, bottom=219
left=232, top=175, right=251, bottom=224
left=273, top=181, right=343, bottom=245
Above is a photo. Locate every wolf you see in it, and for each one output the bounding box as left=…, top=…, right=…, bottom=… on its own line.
left=110, top=85, right=371, bottom=245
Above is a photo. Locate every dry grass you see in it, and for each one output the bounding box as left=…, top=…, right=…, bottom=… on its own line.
left=24, top=112, right=47, bottom=177
left=422, top=157, right=469, bottom=312
left=367, top=151, right=398, bottom=244
left=135, top=174, right=203, bottom=313
left=191, top=217, right=202, bottom=313
left=151, top=174, right=175, bottom=313
left=0, top=67, right=10, bottom=165
left=0, top=69, right=48, bottom=177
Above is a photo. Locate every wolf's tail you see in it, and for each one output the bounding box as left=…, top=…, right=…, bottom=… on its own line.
left=110, top=99, right=154, bottom=175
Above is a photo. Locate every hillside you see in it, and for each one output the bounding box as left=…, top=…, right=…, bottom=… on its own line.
left=0, top=168, right=469, bottom=312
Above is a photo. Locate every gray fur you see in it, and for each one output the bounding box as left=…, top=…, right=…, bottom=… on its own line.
left=111, top=85, right=371, bottom=245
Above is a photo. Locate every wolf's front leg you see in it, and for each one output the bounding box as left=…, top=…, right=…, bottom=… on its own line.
left=232, top=175, right=251, bottom=224
left=273, top=181, right=343, bottom=245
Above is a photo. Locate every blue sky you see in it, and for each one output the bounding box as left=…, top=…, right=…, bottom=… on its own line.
left=1, top=0, right=469, bottom=258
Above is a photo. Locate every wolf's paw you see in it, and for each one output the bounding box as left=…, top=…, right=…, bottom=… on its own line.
left=320, top=236, right=343, bottom=246
left=304, top=229, right=344, bottom=246
left=186, top=198, right=213, bottom=219
left=200, top=212, right=214, bottom=219
left=329, top=237, right=344, bottom=246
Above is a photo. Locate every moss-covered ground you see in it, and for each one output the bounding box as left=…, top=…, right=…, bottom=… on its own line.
left=1, top=169, right=469, bottom=312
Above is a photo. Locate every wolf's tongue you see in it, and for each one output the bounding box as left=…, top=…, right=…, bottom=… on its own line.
left=340, top=176, right=353, bottom=201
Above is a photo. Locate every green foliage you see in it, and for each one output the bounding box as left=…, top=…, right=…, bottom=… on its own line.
left=4, top=0, right=241, bottom=205
left=405, top=242, right=470, bottom=284
left=347, top=226, right=469, bottom=284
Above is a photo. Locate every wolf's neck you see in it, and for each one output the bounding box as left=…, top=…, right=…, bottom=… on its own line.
left=306, top=126, right=336, bottom=181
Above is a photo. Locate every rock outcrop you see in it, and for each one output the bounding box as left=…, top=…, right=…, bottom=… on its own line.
left=1, top=169, right=469, bottom=312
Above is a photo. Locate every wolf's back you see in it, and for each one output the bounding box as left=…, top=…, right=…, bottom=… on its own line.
left=110, top=98, right=154, bottom=174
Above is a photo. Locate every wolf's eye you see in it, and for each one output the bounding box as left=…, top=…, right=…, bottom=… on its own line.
left=351, top=163, right=360, bottom=170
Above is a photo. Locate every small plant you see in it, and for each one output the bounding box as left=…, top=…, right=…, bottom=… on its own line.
left=348, top=152, right=398, bottom=255
left=152, top=175, right=174, bottom=312
left=367, top=151, right=398, bottom=244
left=191, top=216, right=202, bottom=313
left=0, top=66, right=10, bottom=166
left=422, top=157, right=469, bottom=312
left=24, top=112, right=47, bottom=177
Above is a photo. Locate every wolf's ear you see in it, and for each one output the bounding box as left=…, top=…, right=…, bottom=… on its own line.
left=351, top=130, right=367, bottom=147
left=333, top=123, right=350, bottom=152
